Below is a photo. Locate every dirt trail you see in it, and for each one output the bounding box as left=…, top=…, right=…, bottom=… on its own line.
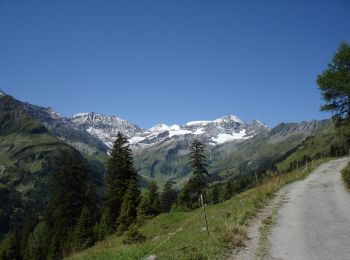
left=229, top=158, right=350, bottom=260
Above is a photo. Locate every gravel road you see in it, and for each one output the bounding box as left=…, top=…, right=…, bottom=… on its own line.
left=268, top=158, right=350, bottom=260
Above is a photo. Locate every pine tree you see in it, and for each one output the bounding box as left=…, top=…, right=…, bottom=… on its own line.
left=190, top=139, right=209, bottom=180
left=0, top=232, right=21, bottom=260
left=73, top=207, right=95, bottom=250
left=223, top=178, right=235, bottom=200
left=45, top=152, right=97, bottom=257
left=160, top=181, right=177, bottom=212
left=23, top=222, right=49, bottom=260
left=211, top=184, right=220, bottom=204
left=104, top=132, right=138, bottom=226
left=20, top=207, right=38, bottom=257
left=178, top=140, right=210, bottom=209
left=116, top=180, right=141, bottom=231
left=138, top=181, right=161, bottom=218
left=96, top=208, right=113, bottom=240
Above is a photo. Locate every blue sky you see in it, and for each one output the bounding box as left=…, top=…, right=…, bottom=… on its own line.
left=1, top=1, right=349, bottom=129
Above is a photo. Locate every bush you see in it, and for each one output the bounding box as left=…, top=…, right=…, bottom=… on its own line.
left=122, top=228, right=146, bottom=245
left=342, top=163, right=350, bottom=189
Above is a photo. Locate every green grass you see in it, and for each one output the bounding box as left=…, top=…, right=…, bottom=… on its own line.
left=67, top=159, right=328, bottom=260
left=342, top=162, right=350, bottom=190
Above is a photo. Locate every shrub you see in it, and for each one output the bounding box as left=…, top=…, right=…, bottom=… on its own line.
left=122, top=228, right=146, bottom=245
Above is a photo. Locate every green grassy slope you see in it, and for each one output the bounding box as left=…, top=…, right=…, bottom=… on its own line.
left=67, top=159, right=327, bottom=260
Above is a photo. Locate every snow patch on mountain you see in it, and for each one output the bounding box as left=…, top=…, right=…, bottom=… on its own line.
left=185, top=120, right=212, bottom=126
left=211, top=130, right=248, bottom=144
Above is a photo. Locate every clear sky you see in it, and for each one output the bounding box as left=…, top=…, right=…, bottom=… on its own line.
left=1, top=0, right=349, bottom=129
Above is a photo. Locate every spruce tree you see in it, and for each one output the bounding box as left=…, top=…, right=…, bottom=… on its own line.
left=211, top=184, right=220, bottom=204
left=138, top=181, right=161, bottom=218
left=73, top=207, right=95, bottom=250
left=45, top=152, right=97, bottom=257
left=160, top=181, right=177, bottom=212
left=116, top=179, right=140, bottom=231
left=104, top=132, right=138, bottom=226
left=96, top=208, right=114, bottom=240
left=191, top=140, right=209, bottom=178
left=223, top=178, right=235, bottom=200
left=23, top=222, right=49, bottom=260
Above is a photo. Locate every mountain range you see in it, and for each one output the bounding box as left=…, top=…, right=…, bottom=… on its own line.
left=19, top=93, right=331, bottom=184
left=0, top=91, right=340, bottom=238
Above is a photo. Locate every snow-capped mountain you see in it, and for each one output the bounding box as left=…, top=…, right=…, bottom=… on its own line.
left=18, top=97, right=330, bottom=183
left=23, top=100, right=268, bottom=150
left=129, top=115, right=268, bottom=149
left=71, top=112, right=143, bottom=148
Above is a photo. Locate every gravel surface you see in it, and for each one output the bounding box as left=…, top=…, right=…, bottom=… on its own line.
left=269, top=158, right=350, bottom=260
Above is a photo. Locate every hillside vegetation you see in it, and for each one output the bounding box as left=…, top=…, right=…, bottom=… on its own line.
left=0, top=95, right=102, bottom=240
left=67, top=159, right=326, bottom=260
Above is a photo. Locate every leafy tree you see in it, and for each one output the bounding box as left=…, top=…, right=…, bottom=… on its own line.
left=116, top=180, right=141, bottom=231
left=104, top=132, right=138, bottom=226
left=160, top=181, right=177, bottom=212
left=318, top=42, right=350, bottom=136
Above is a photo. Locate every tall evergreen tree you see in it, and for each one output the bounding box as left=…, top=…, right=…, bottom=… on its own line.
left=23, top=222, right=49, bottom=260
left=138, top=181, right=161, bottom=218
left=104, top=132, right=138, bottom=226
left=179, top=140, right=209, bottom=209
left=211, top=184, right=220, bottom=204
left=223, top=178, right=235, bottom=200
left=116, top=180, right=140, bottom=231
left=189, top=139, right=209, bottom=193
left=73, top=207, right=95, bottom=250
left=45, top=153, right=97, bottom=258
left=160, top=181, right=177, bottom=212
left=96, top=208, right=113, bottom=240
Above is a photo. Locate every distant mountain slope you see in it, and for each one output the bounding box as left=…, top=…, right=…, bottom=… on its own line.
left=71, top=112, right=143, bottom=148
left=211, top=120, right=332, bottom=178
left=133, top=120, right=332, bottom=184
left=0, top=94, right=102, bottom=237
left=23, top=103, right=109, bottom=156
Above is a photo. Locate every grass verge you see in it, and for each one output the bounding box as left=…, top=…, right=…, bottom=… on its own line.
left=67, top=159, right=329, bottom=260
left=342, top=162, right=350, bottom=190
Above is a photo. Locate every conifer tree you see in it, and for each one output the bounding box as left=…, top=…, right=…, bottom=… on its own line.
left=223, top=178, right=235, bottom=200
left=211, top=184, right=220, bottom=204
left=116, top=179, right=140, bottom=231
left=45, top=153, right=97, bottom=257
left=160, top=181, right=177, bottom=212
left=96, top=208, right=113, bottom=240
left=20, top=207, right=38, bottom=258
left=23, top=222, right=49, bottom=260
left=179, top=140, right=209, bottom=209
left=73, top=207, right=95, bottom=250
left=104, top=132, right=138, bottom=226
left=138, top=181, right=161, bottom=218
